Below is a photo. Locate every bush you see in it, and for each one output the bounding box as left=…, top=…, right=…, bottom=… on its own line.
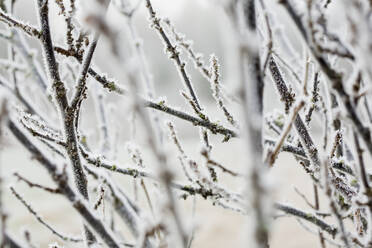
left=0, top=0, right=371, bottom=247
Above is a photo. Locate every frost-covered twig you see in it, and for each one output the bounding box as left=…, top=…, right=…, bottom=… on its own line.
left=280, top=0, right=372, bottom=157
left=8, top=119, right=121, bottom=247
left=269, top=57, right=321, bottom=171
left=145, top=0, right=201, bottom=111
left=10, top=186, right=83, bottom=243
left=71, top=33, right=100, bottom=110
left=0, top=10, right=40, bottom=38
left=209, top=55, right=238, bottom=128
left=13, top=172, right=61, bottom=194
left=84, top=166, right=148, bottom=244
left=267, top=99, right=305, bottom=166
left=323, top=158, right=350, bottom=248
left=36, top=0, right=98, bottom=243
left=274, top=203, right=337, bottom=237
left=144, top=99, right=237, bottom=139
left=200, top=149, right=241, bottom=177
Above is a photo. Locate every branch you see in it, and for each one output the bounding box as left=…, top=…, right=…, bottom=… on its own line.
left=144, top=100, right=237, bottom=139
left=10, top=187, right=82, bottom=243
left=280, top=0, right=372, bottom=156
left=275, top=203, right=338, bottom=237
left=145, top=0, right=201, bottom=110
left=0, top=10, right=40, bottom=38
left=7, top=119, right=120, bottom=248
left=71, top=33, right=100, bottom=110
left=269, top=57, right=321, bottom=170
left=37, top=0, right=68, bottom=110
left=267, top=100, right=305, bottom=166
left=36, top=2, right=95, bottom=243
left=13, top=172, right=61, bottom=194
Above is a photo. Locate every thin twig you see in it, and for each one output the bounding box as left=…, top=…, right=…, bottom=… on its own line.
left=10, top=187, right=83, bottom=243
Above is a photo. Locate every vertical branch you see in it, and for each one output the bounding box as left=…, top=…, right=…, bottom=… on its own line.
left=37, top=0, right=68, bottom=110
left=236, top=0, right=269, bottom=247
left=313, top=185, right=326, bottom=248
left=36, top=0, right=96, bottom=244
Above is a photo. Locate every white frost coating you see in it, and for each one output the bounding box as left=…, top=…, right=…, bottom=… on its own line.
left=1, top=0, right=372, bottom=246
left=16, top=107, right=62, bottom=139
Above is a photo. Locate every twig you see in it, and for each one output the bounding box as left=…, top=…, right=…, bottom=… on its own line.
left=13, top=172, right=61, bottom=194
left=267, top=100, right=305, bottom=166
left=144, top=100, right=237, bottom=139
left=8, top=119, right=121, bottom=247
left=71, top=33, right=100, bottom=110
left=324, top=158, right=350, bottom=248
left=269, top=57, right=321, bottom=171
left=280, top=0, right=372, bottom=157
left=145, top=0, right=201, bottom=110
left=93, top=186, right=105, bottom=210
left=36, top=0, right=96, bottom=242
left=274, top=203, right=338, bottom=237
left=10, top=186, right=83, bottom=243
left=0, top=10, right=40, bottom=38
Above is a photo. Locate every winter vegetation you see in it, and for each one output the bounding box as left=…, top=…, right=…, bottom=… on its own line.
left=0, top=0, right=371, bottom=247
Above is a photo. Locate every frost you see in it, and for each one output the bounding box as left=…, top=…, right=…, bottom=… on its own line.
left=2, top=0, right=372, bottom=247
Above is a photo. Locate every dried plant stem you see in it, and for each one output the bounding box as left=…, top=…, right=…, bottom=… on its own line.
left=267, top=100, right=305, bottom=166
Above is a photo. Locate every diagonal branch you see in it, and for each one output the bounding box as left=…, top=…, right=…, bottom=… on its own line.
left=7, top=119, right=120, bottom=248
left=145, top=0, right=201, bottom=110
left=279, top=0, right=372, bottom=156
left=275, top=203, right=338, bottom=237
left=144, top=100, right=237, bottom=139
left=269, top=57, right=321, bottom=170
left=71, top=33, right=100, bottom=110
left=10, top=187, right=82, bottom=243
left=0, top=10, right=41, bottom=38
left=36, top=0, right=94, bottom=243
